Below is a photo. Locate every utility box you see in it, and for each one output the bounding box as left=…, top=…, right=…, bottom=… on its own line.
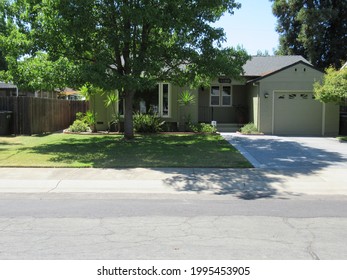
left=0, top=111, right=13, bottom=135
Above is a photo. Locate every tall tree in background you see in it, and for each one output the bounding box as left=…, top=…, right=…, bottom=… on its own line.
left=0, top=1, right=7, bottom=71
left=271, top=0, right=347, bottom=70
left=2, top=0, right=249, bottom=139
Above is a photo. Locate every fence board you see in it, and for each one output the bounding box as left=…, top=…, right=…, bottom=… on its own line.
left=0, top=96, right=89, bottom=135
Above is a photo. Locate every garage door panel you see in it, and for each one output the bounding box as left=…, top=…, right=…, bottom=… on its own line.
left=274, top=92, right=322, bottom=135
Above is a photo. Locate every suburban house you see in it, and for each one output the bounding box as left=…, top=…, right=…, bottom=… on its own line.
left=93, top=55, right=340, bottom=136
left=0, top=82, right=18, bottom=97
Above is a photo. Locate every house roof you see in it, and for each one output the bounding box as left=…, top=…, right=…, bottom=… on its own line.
left=243, top=55, right=311, bottom=77
left=0, top=82, right=17, bottom=89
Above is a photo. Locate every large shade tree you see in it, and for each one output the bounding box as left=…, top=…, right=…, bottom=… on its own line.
left=271, top=0, right=347, bottom=70
left=3, top=0, right=249, bottom=139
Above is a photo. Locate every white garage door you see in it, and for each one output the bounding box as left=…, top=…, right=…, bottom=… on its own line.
left=273, top=92, right=323, bottom=135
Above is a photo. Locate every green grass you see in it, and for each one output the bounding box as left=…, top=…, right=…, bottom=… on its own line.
left=0, top=133, right=252, bottom=168
left=338, top=136, right=347, bottom=142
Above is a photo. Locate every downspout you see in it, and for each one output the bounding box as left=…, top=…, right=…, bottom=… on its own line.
left=257, top=84, right=261, bottom=133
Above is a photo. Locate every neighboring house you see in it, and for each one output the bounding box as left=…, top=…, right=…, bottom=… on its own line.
left=57, top=88, right=85, bottom=100
left=0, top=82, right=18, bottom=97
left=0, top=82, right=36, bottom=97
left=93, top=56, right=340, bottom=136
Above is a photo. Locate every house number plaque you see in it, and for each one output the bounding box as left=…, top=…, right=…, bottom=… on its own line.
left=218, top=77, right=232, bottom=83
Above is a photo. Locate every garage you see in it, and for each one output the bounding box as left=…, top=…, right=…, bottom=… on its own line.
left=273, top=91, right=323, bottom=135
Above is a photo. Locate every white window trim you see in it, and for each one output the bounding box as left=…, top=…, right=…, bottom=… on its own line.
left=210, top=84, right=232, bottom=107
left=117, top=83, right=171, bottom=117
left=159, top=82, right=171, bottom=118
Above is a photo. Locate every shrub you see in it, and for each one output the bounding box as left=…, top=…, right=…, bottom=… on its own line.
left=74, top=111, right=97, bottom=132
left=188, top=122, right=217, bottom=134
left=67, top=119, right=91, bottom=133
left=240, top=123, right=259, bottom=134
left=133, top=112, right=165, bottom=133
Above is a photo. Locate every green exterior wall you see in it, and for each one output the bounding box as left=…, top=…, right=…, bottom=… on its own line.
left=91, top=62, right=340, bottom=136
left=255, top=63, right=338, bottom=136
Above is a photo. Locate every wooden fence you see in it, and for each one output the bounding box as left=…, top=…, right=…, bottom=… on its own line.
left=0, top=96, right=89, bottom=135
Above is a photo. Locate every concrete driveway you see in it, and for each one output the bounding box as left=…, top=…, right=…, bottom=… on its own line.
left=222, top=133, right=347, bottom=169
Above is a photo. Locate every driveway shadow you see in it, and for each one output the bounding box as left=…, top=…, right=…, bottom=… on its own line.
left=162, top=135, right=347, bottom=199
left=223, top=134, right=347, bottom=169
left=163, top=169, right=280, bottom=200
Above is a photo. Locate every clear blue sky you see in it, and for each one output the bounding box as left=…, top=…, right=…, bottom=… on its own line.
left=214, top=0, right=279, bottom=55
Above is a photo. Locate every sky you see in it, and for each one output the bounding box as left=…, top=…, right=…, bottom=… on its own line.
left=214, top=0, right=279, bottom=55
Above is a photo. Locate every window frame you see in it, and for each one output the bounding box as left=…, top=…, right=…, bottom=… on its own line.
left=210, top=84, right=232, bottom=107
left=118, top=83, right=171, bottom=117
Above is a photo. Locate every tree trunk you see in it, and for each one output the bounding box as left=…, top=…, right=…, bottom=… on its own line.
left=124, top=90, right=135, bottom=140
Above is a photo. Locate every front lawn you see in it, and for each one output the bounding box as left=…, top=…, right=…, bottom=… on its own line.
left=0, top=133, right=252, bottom=168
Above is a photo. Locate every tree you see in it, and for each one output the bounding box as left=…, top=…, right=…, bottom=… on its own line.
left=0, top=51, right=79, bottom=93
left=2, top=0, right=249, bottom=139
left=314, top=67, right=347, bottom=104
left=271, top=0, right=347, bottom=70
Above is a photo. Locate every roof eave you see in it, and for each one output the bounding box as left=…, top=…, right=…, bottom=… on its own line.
left=246, top=60, right=323, bottom=84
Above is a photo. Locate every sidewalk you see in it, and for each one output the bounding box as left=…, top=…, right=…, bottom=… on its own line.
left=0, top=167, right=346, bottom=198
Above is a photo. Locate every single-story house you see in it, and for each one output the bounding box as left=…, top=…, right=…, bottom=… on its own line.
left=93, top=55, right=340, bottom=136
left=0, top=82, right=18, bottom=97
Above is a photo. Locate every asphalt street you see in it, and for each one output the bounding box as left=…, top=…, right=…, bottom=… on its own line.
left=1, top=134, right=346, bottom=260
left=1, top=193, right=347, bottom=260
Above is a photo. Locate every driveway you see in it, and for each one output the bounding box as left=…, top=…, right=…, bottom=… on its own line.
left=222, top=133, right=347, bottom=169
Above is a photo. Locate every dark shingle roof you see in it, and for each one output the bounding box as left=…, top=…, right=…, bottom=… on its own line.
left=243, top=55, right=311, bottom=77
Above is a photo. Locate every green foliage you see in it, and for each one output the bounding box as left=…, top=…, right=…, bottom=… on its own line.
left=0, top=51, right=79, bottom=93
left=178, top=90, right=196, bottom=106
left=240, top=123, right=259, bottom=134
left=84, top=111, right=97, bottom=132
left=1, top=0, right=249, bottom=139
left=103, top=91, right=120, bottom=130
left=178, top=90, right=196, bottom=127
left=67, top=119, right=91, bottom=133
left=314, top=67, right=347, bottom=104
left=133, top=112, right=165, bottom=133
left=271, top=0, right=347, bottom=69
left=73, top=111, right=97, bottom=132
left=189, top=123, right=217, bottom=134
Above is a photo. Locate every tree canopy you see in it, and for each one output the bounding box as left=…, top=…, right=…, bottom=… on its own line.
left=314, top=67, right=347, bottom=104
left=271, top=0, right=347, bottom=70
left=0, top=51, right=79, bottom=93
left=1, top=0, right=249, bottom=139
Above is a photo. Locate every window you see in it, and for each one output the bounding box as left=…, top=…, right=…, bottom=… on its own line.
left=126, top=83, right=171, bottom=117
left=210, top=86, right=220, bottom=106
left=161, top=83, right=169, bottom=116
left=222, top=86, right=231, bottom=106
left=210, top=85, right=232, bottom=106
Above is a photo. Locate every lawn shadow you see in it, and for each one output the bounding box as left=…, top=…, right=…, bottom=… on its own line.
left=28, top=136, right=122, bottom=167
left=26, top=134, right=250, bottom=168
